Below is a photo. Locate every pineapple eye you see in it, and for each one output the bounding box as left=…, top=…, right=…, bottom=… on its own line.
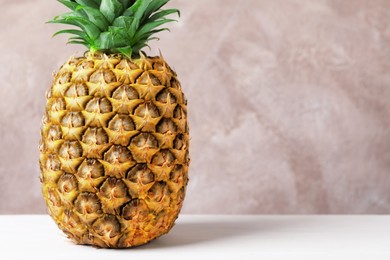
left=75, top=192, right=102, bottom=214
left=85, top=97, right=112, bottom=113
left=156, top=118, right=177, bottom=134
left=61, top=112, right=85, bottom=127
left=50, top=98, right=66, bottom=111
left=148, top=181, right=168, bottom=202
left=153, top=60, right=165, bottom=71
left=82, top=127, right=108, bottom=145
left=133, top=102, right=160, bottom=118
left=170, top=165, right=184, bottom=183
left=115, top=59, right=138, bottom=70
left=47, top=125, right=62, bottom=141
left=112, top=85, right=139, bottom=100
left=99, top=98, right=112, bottom=113
left=131, top=133, right=158, bottom=149
left=99, top=177, right=128, bottom=199
left=92, top=214, right=121, bottom=238
left=89, top=69, right=116, bottom=83
left=156, top=89, right=176, bottom=104
left=77, top=159, right=104, bottom=179
left=108, top=115, right=135, bottom=131
left=104, top=146, right=132, bottom=164
left=57, top=72, right=71, bottom=84
left=151, top=150, right=175, bottom=166
left=173, top=134, right=185, bottom=150
left=46, top=188, right=61, bottom=207
left=127, top=164, right=154, bottom=184
left=136, top=72, right=160, bottom=85
left=173, top=105, right=184, bottom=119
left=122, top=199, right=149, bottom=221
left=59, top=141, right=82, bottom=159
left=76, top=60, right=94, bottom=70
left=65, top=83, right=88, bottom=97
left=57, top=173, right=78, bottom=193
left=45, top=154, right=61, bottom=171
left=62, top=210, right=81, bottom=229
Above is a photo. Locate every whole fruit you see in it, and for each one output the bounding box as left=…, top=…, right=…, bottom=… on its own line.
left=39, top=0, right=189, bottom=248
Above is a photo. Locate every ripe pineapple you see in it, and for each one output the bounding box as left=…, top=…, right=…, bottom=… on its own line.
left=39, top=0, right=189, bottom=248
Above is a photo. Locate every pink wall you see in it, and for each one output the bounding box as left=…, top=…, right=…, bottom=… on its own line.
left=0, top=0, right=389, bottom=214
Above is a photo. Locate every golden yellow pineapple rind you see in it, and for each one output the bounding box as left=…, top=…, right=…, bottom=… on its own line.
left=39, top=52, right=189, bottom=248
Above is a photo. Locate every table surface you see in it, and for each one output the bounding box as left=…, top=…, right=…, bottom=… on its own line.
left=0, top=215, right=389, bottom=260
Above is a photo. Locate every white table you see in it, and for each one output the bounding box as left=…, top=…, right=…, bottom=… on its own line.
left=0, top=215, right=389, bottom=259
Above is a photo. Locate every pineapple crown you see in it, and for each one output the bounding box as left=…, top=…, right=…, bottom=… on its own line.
left=49, top=0, right=179, bottom=58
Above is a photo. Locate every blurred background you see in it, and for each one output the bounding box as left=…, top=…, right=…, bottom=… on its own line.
left=0, top=0, right=389, bottom=214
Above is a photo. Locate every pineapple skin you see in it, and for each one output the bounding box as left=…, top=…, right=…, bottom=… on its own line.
left=39, top=52, right=189, bottom=248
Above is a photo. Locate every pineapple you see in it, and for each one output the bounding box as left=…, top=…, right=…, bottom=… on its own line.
left=39, top=0, right=189, bottom=248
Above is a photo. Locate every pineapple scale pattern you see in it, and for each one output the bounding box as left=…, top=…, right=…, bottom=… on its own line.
left=39, top=52, right=189, bottom=248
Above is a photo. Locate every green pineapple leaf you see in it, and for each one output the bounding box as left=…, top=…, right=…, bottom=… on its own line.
left=112, top=16, right=134, bottom=28
left=118, top=0, right=135, bottom=9
left=100, top=0, right=124, bottom=23
left=58, top=0, right=79, bottom=11
left=123, top=0, right=150, bottom=31
left=76, top=5, right=110, bottom=31
left=49, top=16, right=101, bottom=40
left=74, top=0, right=100, bottom=9
left=50, top=0, right=179, bottom=58
left=67, top=40, right=89, bottom=47
left=134, top=18, right=175, bottom=41
left=141, top=0, right=170, bottom=23
left=122, top=0, right=146, bottom=17
left=52, top=29, right=87, bottom=38
left=147, top=9, right=180, bottom=23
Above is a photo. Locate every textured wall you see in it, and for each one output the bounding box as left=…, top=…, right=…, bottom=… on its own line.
left=0, top=0, right=389, bottom=214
